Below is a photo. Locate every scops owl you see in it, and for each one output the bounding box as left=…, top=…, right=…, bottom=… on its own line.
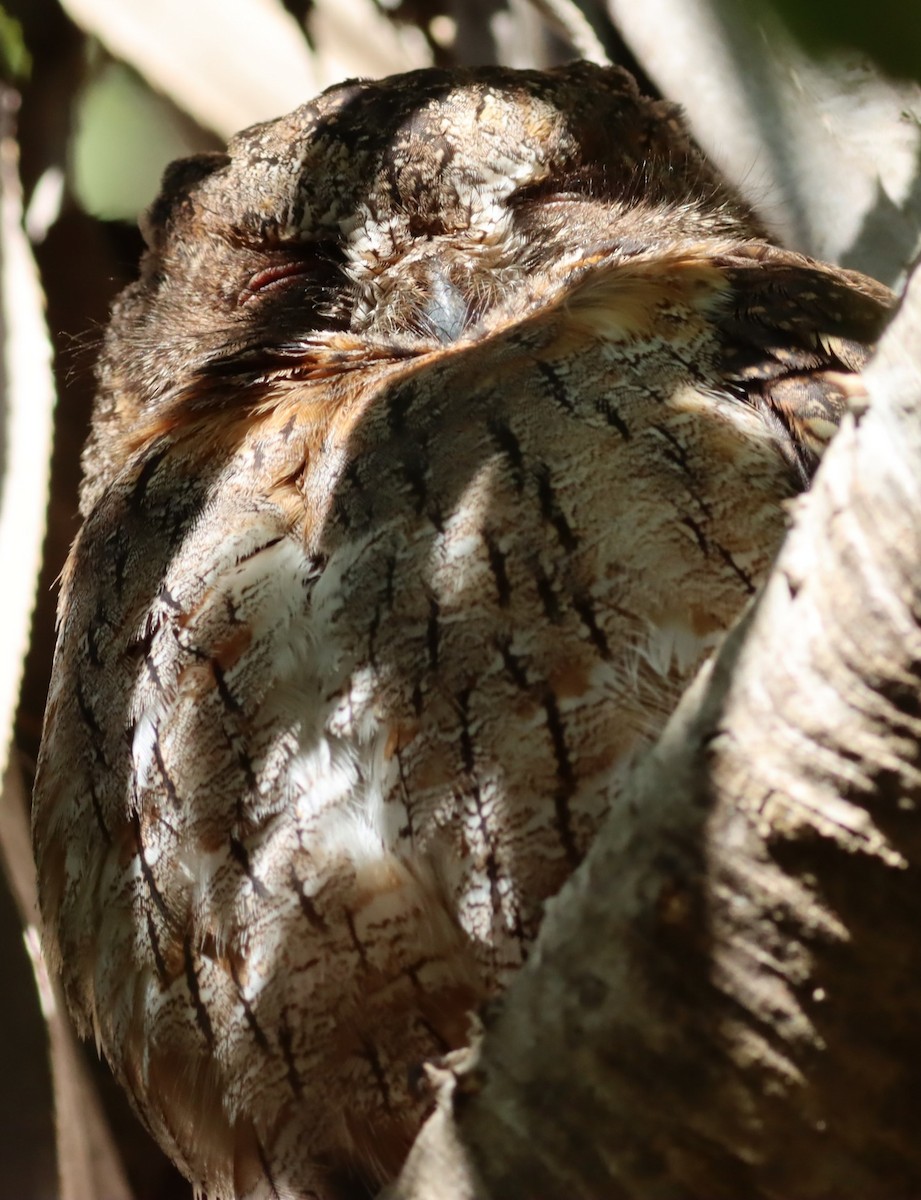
left=33, top=62, right=892, bottom=1199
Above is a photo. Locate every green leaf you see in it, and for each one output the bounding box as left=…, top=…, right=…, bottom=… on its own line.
left=0, top=6, right=30, bottom=83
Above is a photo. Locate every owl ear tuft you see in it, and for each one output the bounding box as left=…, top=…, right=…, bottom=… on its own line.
left=140, top=153, right=231, bottom=254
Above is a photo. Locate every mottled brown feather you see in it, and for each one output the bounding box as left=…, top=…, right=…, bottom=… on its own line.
left=33, top=63, right=893, bottom=1200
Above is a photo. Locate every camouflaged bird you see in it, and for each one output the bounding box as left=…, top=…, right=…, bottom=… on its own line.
left=32, top=62, right=893, bottom=1200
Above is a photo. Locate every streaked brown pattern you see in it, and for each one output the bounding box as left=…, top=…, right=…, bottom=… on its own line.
left=32, top=63, right=892, bottom=1200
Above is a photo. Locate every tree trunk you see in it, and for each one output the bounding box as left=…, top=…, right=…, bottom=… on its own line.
left=389, top=262, right=921, bottom=1199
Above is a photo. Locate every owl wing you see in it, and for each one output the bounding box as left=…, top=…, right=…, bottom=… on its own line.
left=33, top=412, right=487, bottom=1196
left=712, top=244, right=894, bottom=474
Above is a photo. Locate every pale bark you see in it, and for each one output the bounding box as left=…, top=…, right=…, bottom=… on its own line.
left=389, top=263, right=921, bottom=1198
left=605, top=0, right=921, bottom=285
left=0, top=90, right=55, bottom=789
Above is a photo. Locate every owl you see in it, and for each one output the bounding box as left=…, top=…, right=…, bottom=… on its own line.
left=32, top=63, right=892, bottom=1200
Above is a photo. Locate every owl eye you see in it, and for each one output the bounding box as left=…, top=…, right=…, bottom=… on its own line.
left=238, top=239, right=345, bottom=308
left=240, top=259, right=314, bottom=304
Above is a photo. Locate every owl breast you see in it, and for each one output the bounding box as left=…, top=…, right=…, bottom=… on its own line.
left=31, top=61, right=892, bottom=1200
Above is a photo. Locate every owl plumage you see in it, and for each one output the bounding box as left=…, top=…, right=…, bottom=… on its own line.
left=33, top=63, right=892, bottom=1199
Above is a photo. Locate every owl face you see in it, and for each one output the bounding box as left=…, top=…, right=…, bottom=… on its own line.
left=101, top=65, right=759, bottom=425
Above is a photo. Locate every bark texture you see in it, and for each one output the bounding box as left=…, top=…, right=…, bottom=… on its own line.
left=389, top=265, right=921, bottom=1199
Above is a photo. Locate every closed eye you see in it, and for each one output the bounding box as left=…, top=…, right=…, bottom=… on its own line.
left=238, top=239, right=346, bottom=308
left=240, top=259, right=315, bottom=304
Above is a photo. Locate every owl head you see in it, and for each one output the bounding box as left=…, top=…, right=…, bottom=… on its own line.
left=84, top=63, right=763, bottom=508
